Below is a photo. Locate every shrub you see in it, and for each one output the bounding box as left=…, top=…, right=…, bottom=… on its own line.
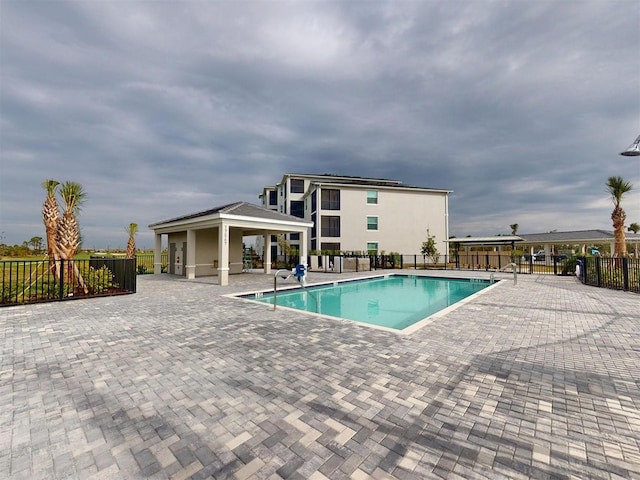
left=83, top=265, right=118, bottom=294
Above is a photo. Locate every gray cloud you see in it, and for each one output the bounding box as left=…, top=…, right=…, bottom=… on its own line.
left=1, top=0, right=639, bottom=250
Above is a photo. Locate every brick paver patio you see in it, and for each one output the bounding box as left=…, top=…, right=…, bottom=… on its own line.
left=1, top=270, right=639, bottom=479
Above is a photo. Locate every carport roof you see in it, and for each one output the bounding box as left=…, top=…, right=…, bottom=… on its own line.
left=450, top=236, right=523, bottom=246
left=518, top=229, right=634, bottom=243
left=450, top=230, right=640, bottom=247
left=148, top=201, right=309, bottom=228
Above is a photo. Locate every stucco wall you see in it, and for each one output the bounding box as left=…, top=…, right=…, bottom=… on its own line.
left=195, top=228, right=217, bottom=276
left=320, top=187, right=448, bottom=254
left=167, top=227, right=246, bottom=277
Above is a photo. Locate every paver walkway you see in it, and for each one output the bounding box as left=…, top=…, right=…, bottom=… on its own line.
left=1, top=270, right=639, bottom=479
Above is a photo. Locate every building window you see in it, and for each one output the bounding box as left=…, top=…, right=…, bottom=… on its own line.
left=289, top=233, right=300, bottom=241
left=311, top=213, right=316, bottom=238
left=290, top=179, right=304, bottom=193
left=311, top=191, right=317, bottom=212
left=321, top=216, right=341, bottom=237
left=321, top=242, right=341, bottom=253
left=311, top=239, right=317, bottom=250
left=290, top=200, right=304, bottom=218
left=271, top=235, right=278, bottom=242
left=367, top=191, right=378, bottom=204
left=367, top=216, right=378, bottom=231
left=321, top=189, right=340, bottom=210
left=269, top=190, right=277, bottom=205
left=367, top=242, right=378, bottom=254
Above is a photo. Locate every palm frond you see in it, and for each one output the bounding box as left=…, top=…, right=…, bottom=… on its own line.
left=59, top=181, right=87, bottom=215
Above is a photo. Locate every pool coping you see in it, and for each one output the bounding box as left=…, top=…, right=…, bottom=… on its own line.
left=225, top=272, right=503, bottom=335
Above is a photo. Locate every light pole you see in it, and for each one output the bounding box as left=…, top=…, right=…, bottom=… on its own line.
left=620, top=134, right=640, bottom=156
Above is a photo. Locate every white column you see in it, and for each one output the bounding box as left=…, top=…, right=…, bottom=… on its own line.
left=264, top=232, right=272, bottom=274
left=186, top=229, right=196, bottom=279
left=300, top=228, right=308, bottom=267
left=218, top=223, right=230, bottom=285
left=154, top=233, right=162, bottom=275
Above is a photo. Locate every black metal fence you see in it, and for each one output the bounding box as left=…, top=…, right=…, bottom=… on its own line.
left=135, top=253, right=168, bottom=274
left=304, top=253, right=584, bottom=277
left=451, top=253, right=578, bottom=275
left=577, top=256, right=640, bottom=293
left=1, top=258, right=136, bottom=307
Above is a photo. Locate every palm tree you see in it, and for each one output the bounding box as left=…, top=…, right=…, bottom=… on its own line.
left=125, top=223, right=138, bottom=259
left=628, top=222, right=640, bottom=258
left=42, top=180, right=60, bottom=255
left=605, top=176, right=633, bottom=257
left=42, top=179, right=61, bottom=277
left=510, top=224, right=519, bottom=235
left=56, top=181, right=87, bottom=292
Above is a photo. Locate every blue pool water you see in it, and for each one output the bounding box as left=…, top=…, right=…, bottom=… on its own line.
left=247, top=275, right=492, bottom=331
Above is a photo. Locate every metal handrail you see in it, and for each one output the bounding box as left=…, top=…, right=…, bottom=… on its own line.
left=489, top=263, right=518, bottom=285
left=273, top=269, right=292, bottom=310
left=272, top=268, right=318, bottom=312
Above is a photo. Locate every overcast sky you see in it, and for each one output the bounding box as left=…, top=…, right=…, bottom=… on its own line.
left=1, top=0, right=639, bottom=250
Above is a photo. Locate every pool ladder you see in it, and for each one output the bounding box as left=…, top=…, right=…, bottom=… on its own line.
left=489, top=263, right=517, bottom=285
left=273, top=269, right=318, bottom=312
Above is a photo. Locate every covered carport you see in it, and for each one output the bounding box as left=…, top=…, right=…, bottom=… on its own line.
left=518, top=229, right=640, bottom=257
left=148, top=201, right=313, bottom=286
left=450, top=235, right=524, bottom=270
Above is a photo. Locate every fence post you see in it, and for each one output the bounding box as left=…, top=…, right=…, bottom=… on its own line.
left=595, top=257, right=601, bottom=287
left=58, top=259, right=64, bottom=299
left=623, top=257, right=629, bottom=291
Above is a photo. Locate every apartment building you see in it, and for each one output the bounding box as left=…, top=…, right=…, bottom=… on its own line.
left=258, top=174, right=451, bottom=258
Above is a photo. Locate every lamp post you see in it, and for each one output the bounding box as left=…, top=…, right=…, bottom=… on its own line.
left=620, top=134, right=640, bottom=156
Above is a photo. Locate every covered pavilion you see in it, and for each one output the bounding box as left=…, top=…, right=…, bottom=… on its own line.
left=148, top=202, right=313, bottom=286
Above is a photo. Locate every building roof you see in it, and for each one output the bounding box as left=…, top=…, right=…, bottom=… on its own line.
left=283, top=173, right=403, bottom=187
left=149, top=201, right=310, bottom=228
left=309, top=180, right=452, bottom=194
left=258, top=173, right=452, bottom=198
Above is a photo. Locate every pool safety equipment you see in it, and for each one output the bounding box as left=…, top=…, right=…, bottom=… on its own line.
left=273, top=264, right=308, bottom=310
left=293, top=264, right=306, bottom=283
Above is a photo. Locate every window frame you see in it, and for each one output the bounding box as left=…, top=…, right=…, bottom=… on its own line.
left=290, top=179, right=305, bottom=194
left=367, top=216, right=378, bottom=231
left=290, top=200, right=304, bottom=218
left=321, top=215, right=341, bottom=237
left=321, top=189, right=340, bottom=210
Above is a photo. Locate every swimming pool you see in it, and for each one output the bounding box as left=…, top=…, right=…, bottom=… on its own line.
left=242, top=274, right=494, bottom=333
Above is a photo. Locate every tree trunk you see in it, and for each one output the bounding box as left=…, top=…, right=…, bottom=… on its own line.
left=612, top=206, right=627, bottom=257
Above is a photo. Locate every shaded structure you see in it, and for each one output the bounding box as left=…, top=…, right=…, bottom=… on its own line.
left=149, top=202, right=312, bottom=286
